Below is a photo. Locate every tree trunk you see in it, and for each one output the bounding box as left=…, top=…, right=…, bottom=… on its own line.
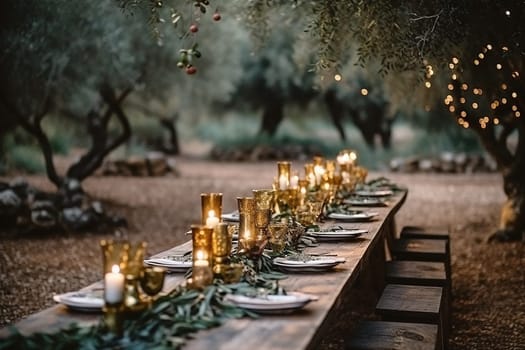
left=491, top=165, right=525, bottom=241
left=258, top=98, right=284, bottom=136
left=160, top=116, right=180, bottom=155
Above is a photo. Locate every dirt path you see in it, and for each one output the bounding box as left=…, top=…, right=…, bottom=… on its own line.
left=1, top=159, right=524, bottom=349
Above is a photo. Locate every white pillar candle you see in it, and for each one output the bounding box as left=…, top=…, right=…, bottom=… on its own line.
left=278, top=174, right=289, bottom=190
left=104, top=264, right=124, bottom=304
left=205, top=209, right=220, bottom=228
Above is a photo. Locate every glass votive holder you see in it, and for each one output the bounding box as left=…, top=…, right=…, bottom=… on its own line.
left=277, top=161, right=291, bottom=190
left=191, top=225, right=213, bottom=266
left=304, top=163, right=316, bottom=189
left=201, top=193, right=223, bottom=225
left=336, top=149, right=357, bottom=166
left=237, top=197, right=256, bottom=252
left=212, top=223, right=232, bottom=264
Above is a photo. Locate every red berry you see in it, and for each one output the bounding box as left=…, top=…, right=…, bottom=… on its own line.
left=212, top=12, right=221, bottom=21
left=186, top=66, right=197, bottom=75
left=189, top=24, right=199, bottom=33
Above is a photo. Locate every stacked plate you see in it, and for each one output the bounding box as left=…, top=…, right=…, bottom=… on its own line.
left=144, top=257, right=192, bottom=272
left=307, top=228, right=367, bottom=241
left=53, top=290, right=104, bottom=312
left=273, top=256, right=345, bottom=273
left=343, top=197, right=387, bottom=207
left=327, top=212, right=378, bottom=221
left=354, top=189, right=393, bottom=197
left=224, top=292, right=317, bottom=314
left=221, top=211, right=240, bottom=222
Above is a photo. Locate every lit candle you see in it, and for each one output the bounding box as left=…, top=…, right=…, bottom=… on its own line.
left=194, top=250, right=209, bottom=267
left=205, top=209, right=220, bottom=228
left=104, top=264, right=124, bottom=304
left=314, top=165, right=325, bottom=185
left=278, top=174, right=289, bottom=190
left=290, top=175, right=299, bottom=189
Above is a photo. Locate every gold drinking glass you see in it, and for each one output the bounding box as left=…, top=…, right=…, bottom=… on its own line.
left=253, top=189, right=275, bottom=211
left=140, top=266, right=165, bottom=296
left=268, top=223, right=288, bottom=254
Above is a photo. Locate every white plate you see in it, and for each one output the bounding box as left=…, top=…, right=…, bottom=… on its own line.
left=144, top=258, right=192, bottom=272
left=327, top=212, right=378, bottom=221
left=344, top=198, right=387, bottom=206
left=308, top=229, right=367, bottom=241
left=273, top=257, right=345, bottom=272
left=53, top=290, right=104, bottom=312
left=355, top=190, right=393, bottom=197
left=224, top=292, right=317, bottom=314
left=221, top=211, right=240, bottom=222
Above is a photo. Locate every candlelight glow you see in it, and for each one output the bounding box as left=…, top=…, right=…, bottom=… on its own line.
left=111, top=264, right=120, bottom=274
left=208, top=209, right=216, bottom=218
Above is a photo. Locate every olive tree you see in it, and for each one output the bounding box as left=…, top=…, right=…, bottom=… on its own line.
left=148, top=0, right=523, bottom=241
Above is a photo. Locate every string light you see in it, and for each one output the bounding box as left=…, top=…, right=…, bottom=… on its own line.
left=449, top=63, right=455, bottom=69
left=496, top=64, right=502, bottom=70
left=460, top=97, right=466, bottom=104
left=494, top=118, right=500, bottom=125
left=516, top=111, right=521, bottom=118
left=487, top=44, right=493, bottom=50
left=334, top=74, right=342, bottom=81
left=461, top=83, right=468, bottom=90
left=511, top=92, right=517, bottom=98
left=449, top=105, right=456, bottom=112
left=512, top=105, right=518, bottom=111
left=474, top=59, right=480, bottom=65
left=472, top=102, right=479, bottom=109
left=505, top=10, right=511, bottom=16
left=460, top=111, right=467, bottom=117
left=452, top=57, right=459, bottom=64
left=501, top=83, right=507, bottom=90
left=502, top=98, right=507, bottom=104
left=425, top=81, right=432, bottom=88
left=452, top=73, right=457, bottom=80
left=478, top=53, right=485, bottom=59
left=360, top=88, right=368, bottom=96
left=448, top=84, right=454, bottom=90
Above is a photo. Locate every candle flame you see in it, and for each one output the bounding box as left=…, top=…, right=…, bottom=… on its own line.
left=208, top=209, right=216, bottom=218
left=196, top=250, right=206, bottom=260
left=111, top=264, right=120, bottom=274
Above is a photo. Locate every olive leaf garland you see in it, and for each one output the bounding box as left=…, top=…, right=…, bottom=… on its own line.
left=1, top=248, right=299, bottom=350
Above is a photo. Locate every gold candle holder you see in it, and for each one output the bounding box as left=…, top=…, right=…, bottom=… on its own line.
left=336, top=149, right=357, bottom=167
left=277, top=161, right=291, bottom=190
left=237, top=197, right=256, bottom=252
left=313, top=161, right=326, bottom=187
left=201, top=193, right=223, bottom=226
left=100, top=240, right=165, bottom=326
left=190, top=225, right=214, bottom=289
left=304, top=163, right=316, bottom=189
left=212, top=223, right=232, bottom=270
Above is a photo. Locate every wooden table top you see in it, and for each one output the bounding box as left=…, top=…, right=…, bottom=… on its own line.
left=1, top=190, right=407, bottom=349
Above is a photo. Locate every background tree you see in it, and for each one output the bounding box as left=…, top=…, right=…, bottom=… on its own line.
left=229, top=0, right=524, bottom=241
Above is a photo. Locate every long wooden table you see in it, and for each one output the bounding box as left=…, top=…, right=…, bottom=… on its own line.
left=1, top=190, right=407, bottom=349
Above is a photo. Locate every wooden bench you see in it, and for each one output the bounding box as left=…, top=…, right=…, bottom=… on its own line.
left=376, top=284, right=446, bottom=350
left=390, top=238, right=451, bottom=281
left=400, top=226, right=450, bottom=241
left=346, top=321, right=439, bottom=350
left=385, top=261, right=451, bottom=338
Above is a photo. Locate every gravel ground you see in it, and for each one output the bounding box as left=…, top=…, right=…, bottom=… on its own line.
left=1, top=159, right=524, bottom=349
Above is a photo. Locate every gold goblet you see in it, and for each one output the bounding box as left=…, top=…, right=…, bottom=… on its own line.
left=140, top=266, right=165, bottom=296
